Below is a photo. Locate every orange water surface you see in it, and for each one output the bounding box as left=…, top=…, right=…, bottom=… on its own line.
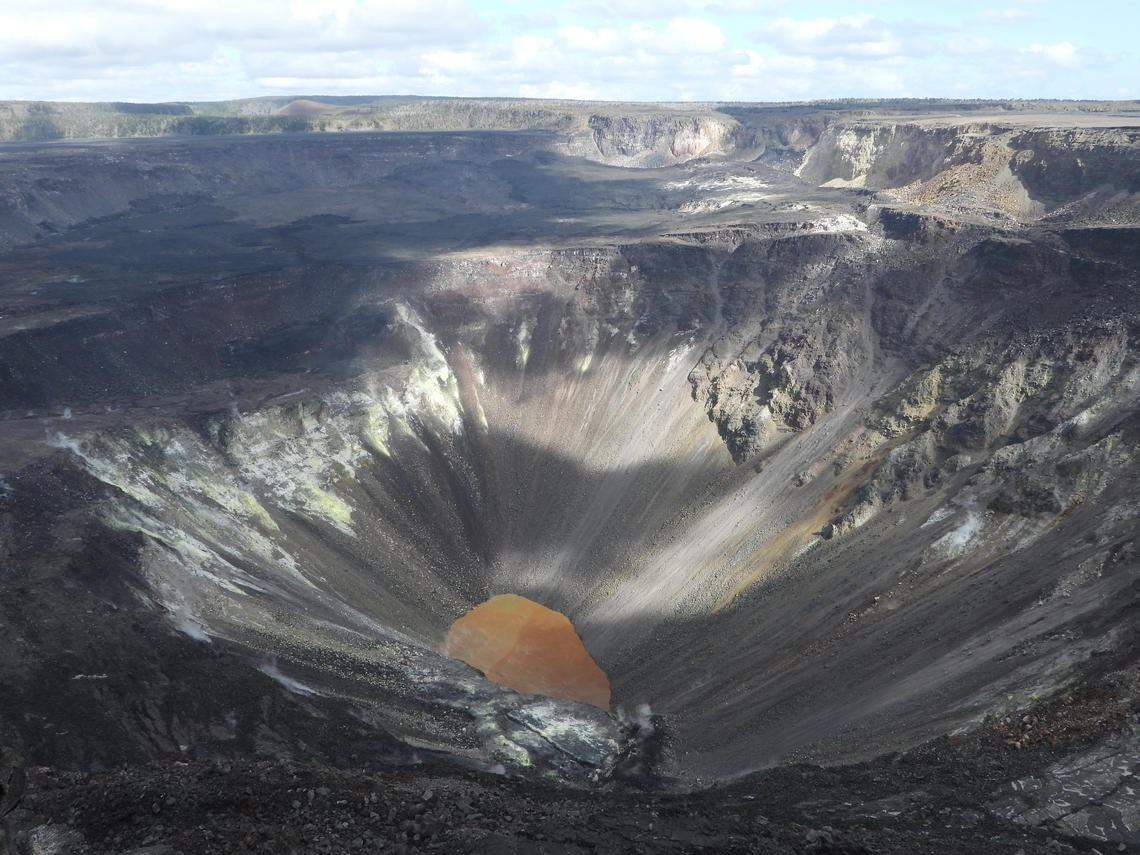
left=441, top=594, right=611, bottom=709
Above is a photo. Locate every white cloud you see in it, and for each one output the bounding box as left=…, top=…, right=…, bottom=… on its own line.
left=559, top=17, right=725, bottom=56
left=760, top=15, right=921, bottom=60
left=0, top=0, right=1130, bottom=104
left=945, top=36, right=995, bottom=56
left=0, top=0, right=483, bottom=63
left=724, top=50, right=915, bottom=101
left=0, top=0, right=488, bottom=100
left=518, top=80, right=599, bottom=100
left=573, top=0, right=682, bottom=17
left=420, top=49, right=480, bottom=76
left=559, top=24, right=624, bottom=54
left=237, top=45, right=377, bottom=76
left=571, top=0, right=778, bottom=18
left=974, top=9, right=1035, bottom=24
left=1022, top=41, right=1083, bottom=69
left=662, top=17, right=726, bottom=53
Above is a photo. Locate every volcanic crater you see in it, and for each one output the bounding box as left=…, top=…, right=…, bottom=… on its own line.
left=0, top=98, right=1138, bottom=852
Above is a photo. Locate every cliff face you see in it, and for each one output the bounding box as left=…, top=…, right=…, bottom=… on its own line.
left=794, top=120, right=1140, bottom=223
left=577, top=113, right=745, bottom=167
left=0, top=107, right=1136, bottom=798
left=796, top=122, right=959, bottom=187
left=1010, top=127, right=1140, bottom=217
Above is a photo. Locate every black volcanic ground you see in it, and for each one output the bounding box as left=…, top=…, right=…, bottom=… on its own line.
left=0, top=99, right=1138, bottom=853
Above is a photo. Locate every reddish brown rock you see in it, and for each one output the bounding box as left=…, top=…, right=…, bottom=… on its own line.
left=442, top=594, right=610, bottom=710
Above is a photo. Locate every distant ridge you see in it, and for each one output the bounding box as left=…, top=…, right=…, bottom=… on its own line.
left=0, top=96, right=1137, bottom=143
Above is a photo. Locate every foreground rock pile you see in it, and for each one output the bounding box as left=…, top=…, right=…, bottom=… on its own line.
left=6, top=714, right=1135, bottom=854
left=4, top=658, right=1138, bottom=853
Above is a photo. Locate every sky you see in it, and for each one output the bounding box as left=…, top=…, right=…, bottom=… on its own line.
left=0, top=0, right=1136, bottom=103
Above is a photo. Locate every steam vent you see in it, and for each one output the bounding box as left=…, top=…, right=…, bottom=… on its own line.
left=0, top=98, right=1139, bottom=852
left=442, top=594, right=611, bottom=709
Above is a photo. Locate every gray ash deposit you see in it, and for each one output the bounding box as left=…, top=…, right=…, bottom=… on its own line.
left=0, top=98, right=1137, bottom=853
